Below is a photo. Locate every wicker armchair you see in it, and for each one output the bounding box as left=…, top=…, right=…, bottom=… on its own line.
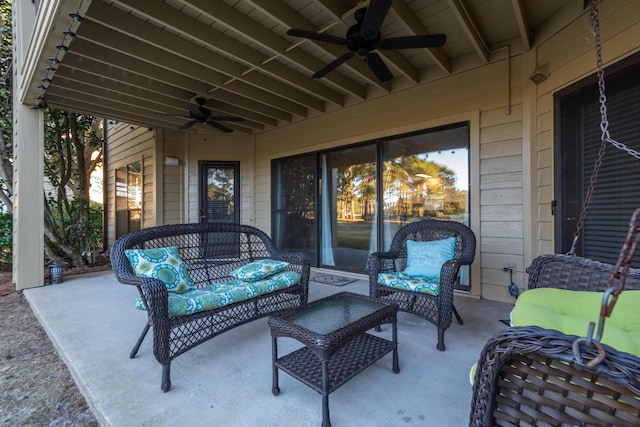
left=367, top=219, right=476, bottom=351
left=470, top=325, right=640, bottom=426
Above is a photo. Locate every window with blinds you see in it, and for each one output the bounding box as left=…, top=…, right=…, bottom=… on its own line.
left=556, top=53, right=640, bottom=267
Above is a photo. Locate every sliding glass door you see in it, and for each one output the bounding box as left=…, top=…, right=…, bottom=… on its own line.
left=272, top=122, right=470, bottom=279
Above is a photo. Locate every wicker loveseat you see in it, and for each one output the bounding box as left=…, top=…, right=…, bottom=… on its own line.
left=110, top=222, right=310, bottom=392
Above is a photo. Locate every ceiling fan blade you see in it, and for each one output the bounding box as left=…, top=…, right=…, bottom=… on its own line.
left=206, top=120, right=234, bottom=133
left=360, top=0, right=393, bottom=39
left=365, top=52, right=393, bottom=82
left=287, top=29, right=346, bottom=46
left=379, top=34, right=447, bottom=50
left=179, top=120, right=198, bottom=130
left=312, top=52, right=355, bottom=78
left=209, top=116, right=244, bottom=122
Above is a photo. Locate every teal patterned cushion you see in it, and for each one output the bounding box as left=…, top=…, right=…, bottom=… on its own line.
left=377, top=271, right=439, bottom=296
left=230, top=259, right=289, bottom=282
left=125, top=246, right=194, bottom=293
left=403, top=238, right=456, bottom=279
left=135, top=271, right=302, bottom=317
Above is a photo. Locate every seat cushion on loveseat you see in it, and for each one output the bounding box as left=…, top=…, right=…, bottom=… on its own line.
left=135, top=270, right=301, bottom=317
left=511, top=287, right=640, bottom=357
left=377, top=272, right=439, bottom=296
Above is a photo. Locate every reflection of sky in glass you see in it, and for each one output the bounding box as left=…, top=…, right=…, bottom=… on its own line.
left=418, top=148, right=469, bottom=191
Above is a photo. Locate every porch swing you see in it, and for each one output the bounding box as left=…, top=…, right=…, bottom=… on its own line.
left=470, top=1, right=640, bottom=425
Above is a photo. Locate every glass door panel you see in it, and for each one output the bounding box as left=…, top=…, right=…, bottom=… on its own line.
left=199, top=161, right=239, bottom=224
left=199, top=161, right=240, bottom=259
left=271, top=154, right=317, bottom=265
left=115, top=162, right=141, bottom=239
left=382, top=124, right=470, bottom=288
left=321, top=145, right=376, bottom=272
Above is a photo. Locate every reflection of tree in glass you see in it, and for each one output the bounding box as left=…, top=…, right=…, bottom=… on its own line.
left=275, top=156, right=316, bottom=253
left=383, top=155, right=466, bottom=219
left=208, top=169, right=234, bottom=200
left=336, top=163, right=375, bottom=221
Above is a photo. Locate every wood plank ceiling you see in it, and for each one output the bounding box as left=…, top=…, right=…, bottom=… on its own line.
left=25, top=0, right=583, bottom=134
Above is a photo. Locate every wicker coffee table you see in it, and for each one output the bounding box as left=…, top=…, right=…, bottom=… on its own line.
left=268, top=292, right=399, bottom=427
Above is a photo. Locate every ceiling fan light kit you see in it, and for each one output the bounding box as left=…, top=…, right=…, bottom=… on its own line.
left=287, top=0, right=446, bottom=82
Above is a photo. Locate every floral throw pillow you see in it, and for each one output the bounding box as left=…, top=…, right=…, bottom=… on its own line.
left=125, top=246, right=194, bottom=293
left=230, top=259, right=289, bottom=282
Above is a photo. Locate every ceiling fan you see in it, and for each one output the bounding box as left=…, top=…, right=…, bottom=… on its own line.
left=158, top=97, right=244, bottom=133
left=287, top=0, right=446, bottom=82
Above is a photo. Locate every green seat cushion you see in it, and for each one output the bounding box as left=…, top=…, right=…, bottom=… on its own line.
left=135, top=270, right=301, bottom=317
left=125, top=246, right=195, bottom=293
left=229, top=259, right=289, bottom=282
left=511, top=288, right=640, bottom=357
left=403, top=238, right=456, bottom=279
left=377, top=271, right=439, bottom=296
left=470, top=288, right=640, bottom=386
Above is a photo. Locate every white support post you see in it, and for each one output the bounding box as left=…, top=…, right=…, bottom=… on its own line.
left=12, top=107, right=45, bottom=290
left=13, top=0, right=45, bottom=289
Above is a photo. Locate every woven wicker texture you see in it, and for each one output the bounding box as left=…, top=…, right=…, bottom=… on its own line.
left=526, top=253, right=640, bottom=292
left=269, top=292, right=399, bottom=427
left=470, top=326, right=640, bottom=427
left=367, top=219, right=476, bottom=350
left=274, top=333, right=394, bottom=394
left=110, top=222, right=310, bottom=392
left=471, top=249, right=640, bottom=426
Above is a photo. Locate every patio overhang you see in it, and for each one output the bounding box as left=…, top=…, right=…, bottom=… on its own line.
left=21, top=0, right=587, bottom=135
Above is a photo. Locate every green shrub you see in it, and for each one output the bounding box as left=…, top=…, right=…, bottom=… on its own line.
left=0, top=212, right=11, bottom=270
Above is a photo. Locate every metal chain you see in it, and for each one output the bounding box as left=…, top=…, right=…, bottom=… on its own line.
left=570, top=1, right=640, bottom=367
left=573, top=208, right=640, bottom=367
left=568, top=0, right=640, bottom=255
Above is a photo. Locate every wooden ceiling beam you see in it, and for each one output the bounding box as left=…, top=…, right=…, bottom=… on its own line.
left=247, top=0, right=391, bottom=91
left=310, top=0, right=421, bottom=83
left=44, top=87, right=190, bottom=129
left=46, top=80, right=185, bottom=125
left=181, top=0, right=366, bottom=99
left=64, top=39, right=292, bottom=123
left=55, top=66, right=274, bottom=128
left=45, top=93, right=255, bottom=134
left=76, top=22, right=306, bottom=118
left=111, top=0, right=344, bottom=108
left=86, top=2, right=319, bottom=114
left=53, top=68, right=192, bottom=113
left=204, top=100, right=278, bottom=128
left=210, top=90, right=292, bottom=124
left=57, top=54, right=194, bottom=102
left=45, top=94, right=177, bottom=130
left=446, top=0, right=489, bottom=63
left=391, top=1, right=451, bottom=74
left=511, top=0, right=531, bottom=50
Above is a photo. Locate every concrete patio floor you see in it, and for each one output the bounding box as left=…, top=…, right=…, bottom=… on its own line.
left=24, top=270, right=512, bottom=427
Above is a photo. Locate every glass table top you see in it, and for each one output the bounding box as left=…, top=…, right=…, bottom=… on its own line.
left=281, top=293, right=389, bottom=335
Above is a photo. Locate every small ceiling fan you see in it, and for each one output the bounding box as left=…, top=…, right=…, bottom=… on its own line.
left=287, top=0, right=446, bottom=82
left=158, top=97, right=244, bottom=133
